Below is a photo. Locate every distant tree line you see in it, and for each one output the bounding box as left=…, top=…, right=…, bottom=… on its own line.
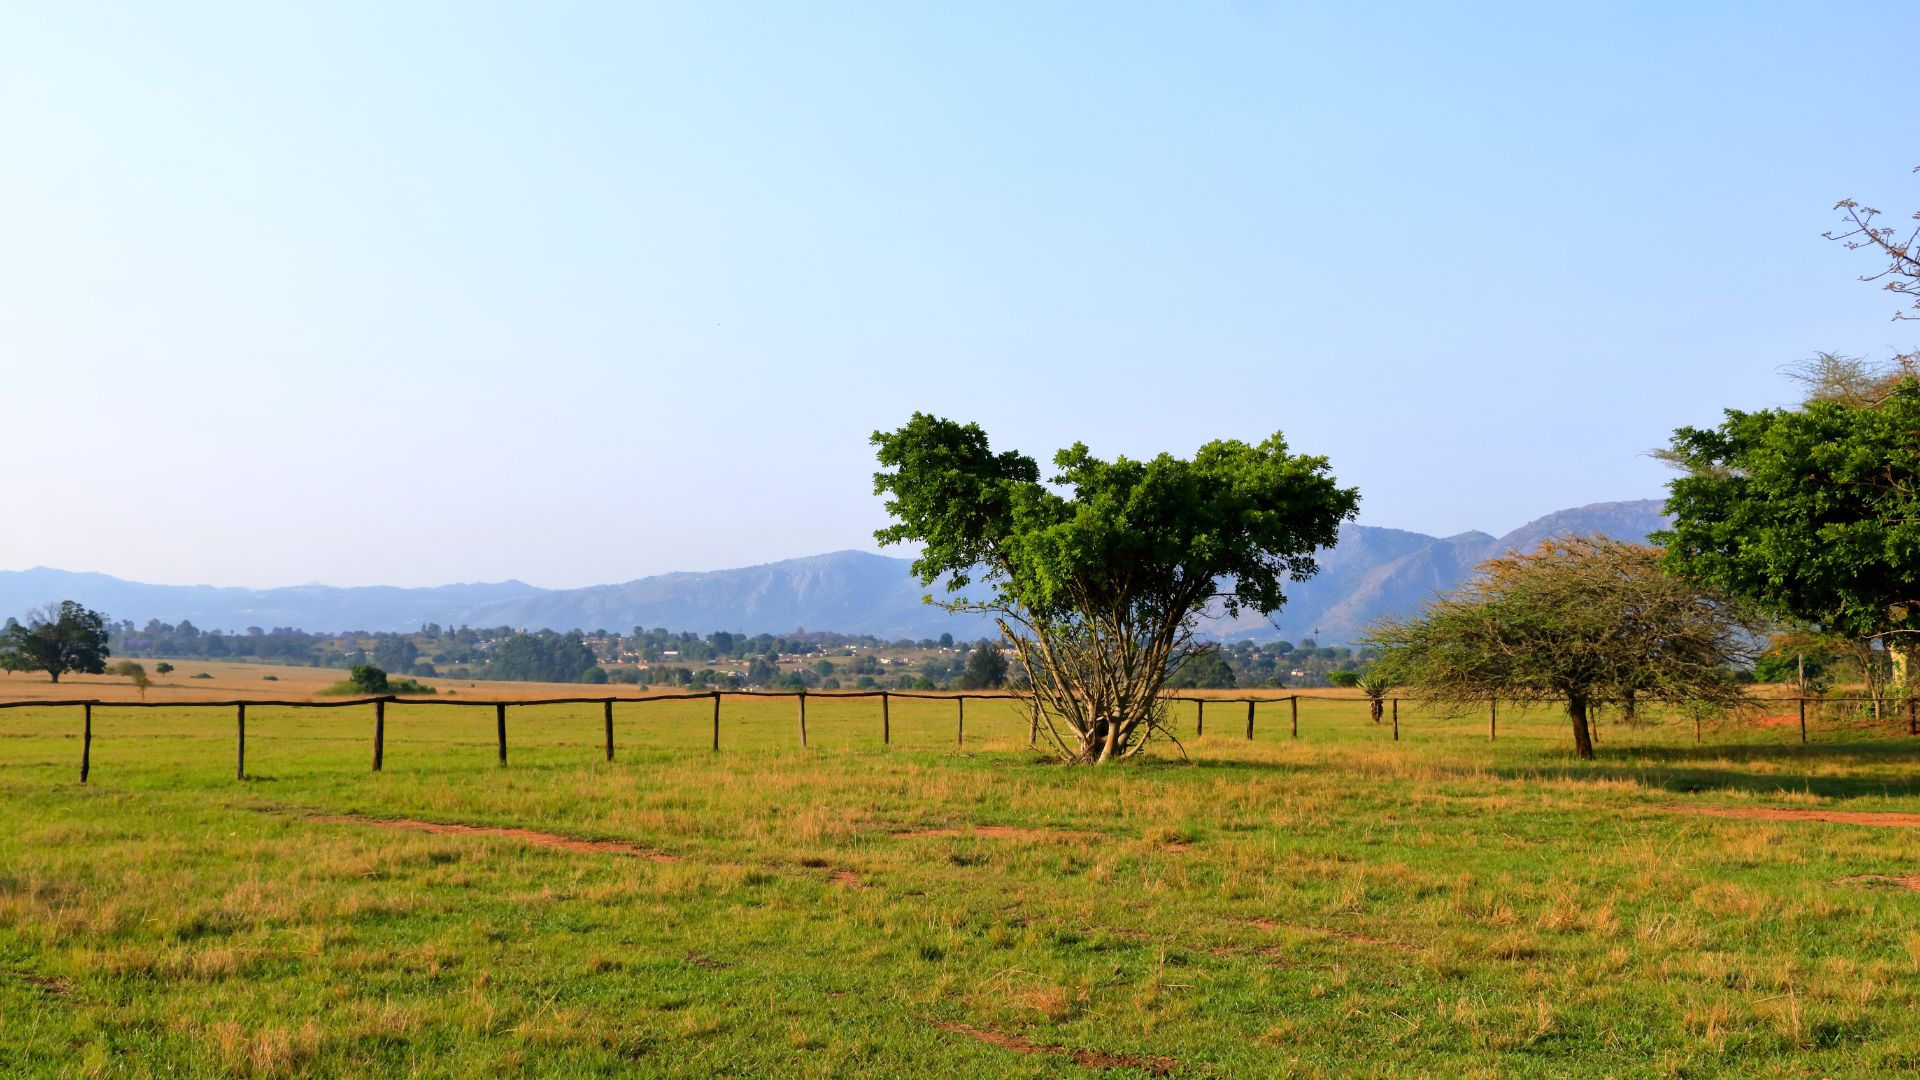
left=89, top=615, right=1367, bottom=691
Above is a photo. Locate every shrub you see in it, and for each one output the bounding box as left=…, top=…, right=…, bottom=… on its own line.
left=349, top=665, right=389, bottom=694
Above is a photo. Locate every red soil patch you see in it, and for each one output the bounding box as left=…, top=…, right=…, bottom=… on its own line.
left=1839, top=874, right=1920, bottom=891
left=309, top=815, right=680, bottom=860
left=9, top=970, right=70, bottom=998
left=1663, top=805, right=1920, bottom=828
left=934, top=1021, right=1174, bottom=1075
left=893, top=825, right=1091, bottom=841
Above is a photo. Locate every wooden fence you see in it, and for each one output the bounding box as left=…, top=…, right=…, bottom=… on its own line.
left=0, top=690, right=1912, bottom=784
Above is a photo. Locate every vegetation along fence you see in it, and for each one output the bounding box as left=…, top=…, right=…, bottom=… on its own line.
left=1, top=689, right=1912, bottom=784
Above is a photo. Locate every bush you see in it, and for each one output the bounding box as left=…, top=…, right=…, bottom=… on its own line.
left=317, top=672, right=435, bottom=696
left=261, top=675, right=278, bottom=681
left=349, top=665, right=389, bottom=694
left=191, top=673, right=213, bottom=680
left=580, top=666, right=609, bottom=685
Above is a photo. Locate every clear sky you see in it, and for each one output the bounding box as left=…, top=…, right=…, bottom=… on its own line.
left=3, top=2, right=1915, bottom=588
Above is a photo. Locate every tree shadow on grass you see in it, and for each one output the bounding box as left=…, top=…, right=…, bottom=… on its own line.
left=1496, top=741, right=1920, bottom=801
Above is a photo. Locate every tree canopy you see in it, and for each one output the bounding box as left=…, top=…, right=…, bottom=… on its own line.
left=1, top=602, right=110, bottom=684
left=1657, top=376, right=1920, bottom=675
left=873, top=413, right=1356, bottom=762
left=1368, top=537, right=1753, bottom=759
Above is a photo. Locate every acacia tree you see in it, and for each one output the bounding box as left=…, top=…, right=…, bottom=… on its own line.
left=1, top=602, right=110, bottom=684
left=108, top=660, right=150, bottom=700
left=1827, top=167, right=1920, bottom=344
left=872, top=414, right=1356, bottom=763
left=1657, top=374, right=1920, bottom=685
left=1367, top=537, right=1754, bottom=760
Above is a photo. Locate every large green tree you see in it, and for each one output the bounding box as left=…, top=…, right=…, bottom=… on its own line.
left=1368, top=538, right=1753, bottom=759
left=1657, top=376, right=1920, bottom=681
left=872, top=414, right=1356, bottom=763
left=1, top=601, right=111, bottom=684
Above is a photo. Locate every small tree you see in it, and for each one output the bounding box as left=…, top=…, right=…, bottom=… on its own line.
left=154, top=661, right=175, bottom=677
left=873, top=414, right=1356, bottom=763
left=1, top=602, right=110, bottom=684
left=1368, top=537, right=1754, bottom=759
left=957, top=642, right=1008, bottom=690
left=108, top=660, right=150, bottom=700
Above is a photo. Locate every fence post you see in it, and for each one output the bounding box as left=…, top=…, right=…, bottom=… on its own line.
left=1196, top=698, right=1205, bottom=737
left=1028, top=699, right=1038, bottom=745
left=1290, top=695, right=1298, bottom=738
left=1490, top=698, right=1497, bottom=741
left=236, top=703, right=247, bottom=781
left=798, top=691, right=808, bottom=748
left=957, top=695, right=965, bottom=747
left=1694, top=713, right=1701, bottom=744
left=604, top=698, right=615, bottom=762
left=1392, top=698, right=1399, bottom=742
left=80, top=702, right=92, bottom=784
left=711, top=691, right=720, bottom=752
left=1909, top=696, right=1917, bottom=736
left=495, top=703, right=507, bottom=766
left=1798, top=696, right=1807, bottom=745
left=882, top=692, right=890, bottom=746
left=1245, top=699, right=1255, bottom=740
left=373, top=698, right=385, bottom=772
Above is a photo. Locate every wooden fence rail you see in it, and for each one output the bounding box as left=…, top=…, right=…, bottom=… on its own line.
left=0, top=692, right=1907, bottom=784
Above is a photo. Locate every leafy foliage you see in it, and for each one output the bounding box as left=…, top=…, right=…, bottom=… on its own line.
left=1658, top=379, right=1920, bottom=656
left=1368, top=537, right=1754, bottom=759
left=873, top=414, right=1356, bottom=762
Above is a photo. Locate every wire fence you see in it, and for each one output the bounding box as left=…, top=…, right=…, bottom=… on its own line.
left=0, top=689, right=1913, bottom=784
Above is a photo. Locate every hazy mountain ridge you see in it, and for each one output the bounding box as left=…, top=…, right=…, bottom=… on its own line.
left=0, top=500, right=1668, bottom=645
left=1209, top=499, right=1670, bottom=644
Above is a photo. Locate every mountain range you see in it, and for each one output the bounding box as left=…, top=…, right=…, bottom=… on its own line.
left=0, top=500, right=1668, bottom=645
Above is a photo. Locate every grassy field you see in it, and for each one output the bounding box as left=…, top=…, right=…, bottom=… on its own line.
left=2, top=668, right=1919, bottom=1077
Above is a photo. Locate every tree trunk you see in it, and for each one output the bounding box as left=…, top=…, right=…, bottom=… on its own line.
left=47, top=670, right=58, bottom=684
left=1568, top=695, right=1594, bottom=760
left=1368, top=697, right=1383, bottom=723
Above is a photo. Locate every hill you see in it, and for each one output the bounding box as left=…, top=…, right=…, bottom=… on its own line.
left=0, top=500, right=1668, bottom=645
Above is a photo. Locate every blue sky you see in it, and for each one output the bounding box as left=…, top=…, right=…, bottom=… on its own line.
left=2, top=2, right=1915, bottom=588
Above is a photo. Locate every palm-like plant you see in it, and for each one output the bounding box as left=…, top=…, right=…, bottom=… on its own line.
left=1356, top=672, right=1396, bottom=723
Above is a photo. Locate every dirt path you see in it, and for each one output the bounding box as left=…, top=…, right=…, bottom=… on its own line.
left=1839, top=874, right=1920, bottom=891
left=1662, top=805, right=1920, bottom=827
left=308, top=814, right=681, bottom=860
left=934, top=1021, right=1175, bottom=1075
left=893, top=825, right=1092, bottom=841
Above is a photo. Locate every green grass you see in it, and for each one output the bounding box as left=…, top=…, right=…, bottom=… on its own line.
left=2, top=696, right=1919, bottom=1077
